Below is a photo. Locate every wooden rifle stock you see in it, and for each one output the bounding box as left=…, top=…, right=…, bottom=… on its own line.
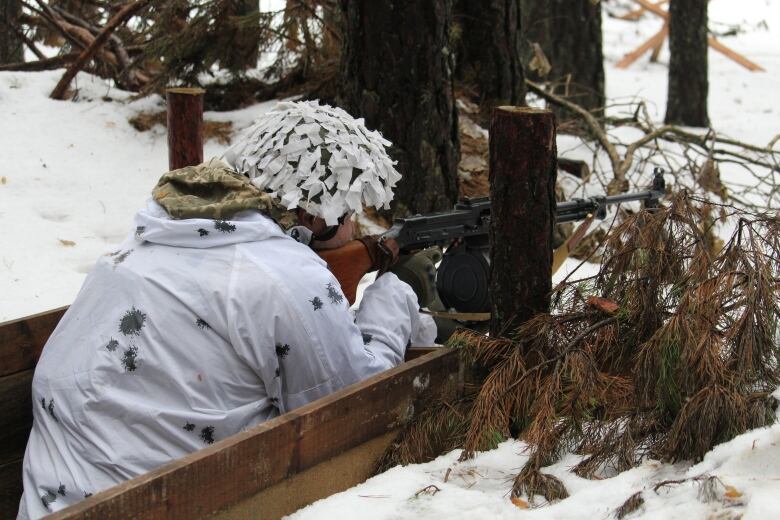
left=317, top=240, right=376, bottom=305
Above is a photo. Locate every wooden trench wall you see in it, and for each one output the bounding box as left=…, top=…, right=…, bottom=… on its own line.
left=0, top=308, right=460, bottom=519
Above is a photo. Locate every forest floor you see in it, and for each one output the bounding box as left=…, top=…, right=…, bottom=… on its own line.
left=0, top=1, right=778, bottom=518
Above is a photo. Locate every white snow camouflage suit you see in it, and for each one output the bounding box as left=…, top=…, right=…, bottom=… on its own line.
left=18, top=197, right=432, bottom=518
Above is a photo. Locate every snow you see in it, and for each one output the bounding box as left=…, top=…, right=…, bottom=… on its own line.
left=1, top=0, right=779, bottom=518
left=0, top=72, right=278, bottom=321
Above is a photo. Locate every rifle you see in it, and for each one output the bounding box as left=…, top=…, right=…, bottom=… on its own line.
left=320, top=169, right=666, bottom=313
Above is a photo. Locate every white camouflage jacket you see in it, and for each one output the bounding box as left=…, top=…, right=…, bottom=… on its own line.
left=18, top=200, right=431, bottom=518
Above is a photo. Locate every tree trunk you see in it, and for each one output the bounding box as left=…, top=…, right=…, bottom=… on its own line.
left=521, top=0, right=605, bottom=117
left=454, top=0, right=526, bottom=125
left=665, top=0, right=709, bottom=127
left=489, top=107, right=556, bottom=337
left=339, top=0, right=460, bottom=216
left=221, top=0, right=260, bottom=72
left=0, top=0, right=23, bottom=64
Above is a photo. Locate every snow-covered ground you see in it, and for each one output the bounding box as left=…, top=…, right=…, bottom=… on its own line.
left=1, top=0, right=779, bottom=518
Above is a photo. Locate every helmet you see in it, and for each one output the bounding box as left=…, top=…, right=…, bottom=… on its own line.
left=222, top=100, right=401, bottom=226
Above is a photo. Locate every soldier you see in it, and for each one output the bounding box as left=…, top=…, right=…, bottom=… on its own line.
left=19, top=101, right=436, bottom=518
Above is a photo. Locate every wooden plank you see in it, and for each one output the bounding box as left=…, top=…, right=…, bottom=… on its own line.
left=618, top=0, right=668, bottom=21
left=216, top=431, right=398, bottom=519
left=0, top=458, right=24, bottom=520
left=708, top=36, right=766, bottom=72
left=616, top=25, right=668, bottom=69
left=49, top=348, right=460, bottom=519
left=0, top=370, right=33, bottom=466
left=0, top=306, right=67, bottom=377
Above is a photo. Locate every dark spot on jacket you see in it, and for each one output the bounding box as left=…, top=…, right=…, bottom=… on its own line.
left=326, top=283, right=344, bottom=305
left=196, top=318, right=211, bottom=330
left=275, top=343, right=290, bottom=358
left=198, top=228, right=209, bottom=237
left=41, top=490, right=57, bottom=509
left=214, top=220, right=236, bottom=233
left=47, top=399, right=58, bottom=422
left=113, top=249, right=133, bottom=265
left=105, top=338, right=119, bottom=352
left=121, top=346, right=139, bottom=372
left=200, top=426, right=215, bottom=444
left=119, top=307, right=147, bottom=336
left=183, top=422, right=195, bottom=432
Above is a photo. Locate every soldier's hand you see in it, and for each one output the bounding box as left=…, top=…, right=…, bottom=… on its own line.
left=389, top=247, right=443, bottom=308
left=357, top=235, right=399, bottom=273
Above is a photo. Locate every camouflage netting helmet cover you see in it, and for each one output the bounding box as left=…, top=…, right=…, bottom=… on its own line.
left=222, top=100, right=401, bottom=226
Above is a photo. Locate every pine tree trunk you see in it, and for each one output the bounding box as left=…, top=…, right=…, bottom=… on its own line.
left=0, top=0, right=23, bottom=64
left=521, top=0, right=605, bottom=117
left=339, top=0, right=460, bottom=216
left=454, top=0, right=526, bottom=125
left=665, top=0, right=709, bottom=127
left=221, top=0, right=259, bottom=72
left=489, top=107, right=556, bottom=336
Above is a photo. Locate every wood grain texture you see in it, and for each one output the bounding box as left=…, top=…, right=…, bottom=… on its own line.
left=0, top=369, right=33, bottom=465
left=214, top=431, right=398, bottom=519
left=48, top=348, right=460, bottom=519
left=166, top=87, right=205, bottom=170
left=0, top=306, right=66, bottom=377
left=0, top=458, right=24, bottom=520
left=489, top=107, right=556, bottom=336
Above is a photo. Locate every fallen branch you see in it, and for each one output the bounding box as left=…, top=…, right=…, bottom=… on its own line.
left=13, top=26, right=46, bottom=60
left=527, top=79, right=627, bottom=192
left=50, top=0, right=151, bottom=100
left=0, top=53, right=79, bottom=72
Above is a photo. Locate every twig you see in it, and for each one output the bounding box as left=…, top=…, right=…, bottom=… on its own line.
left=501, top=317, right=619, bottom=396
left=527, top=79, right=624, bottom=186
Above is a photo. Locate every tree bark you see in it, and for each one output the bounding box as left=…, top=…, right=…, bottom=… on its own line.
left=0, top=0, right=23, bottom=64
left=339, top=0, right=460, bottom=216
left=167, top=88, right=204, bottom=171
left=489, top=107, right=556, bottom=337
left=454, top=0, right=526, bottom=125
left=221, top=0, right=259, bottom=72
left=665, top=0, right=709, bottom=127
left=521, top=0, right=605, bottom=117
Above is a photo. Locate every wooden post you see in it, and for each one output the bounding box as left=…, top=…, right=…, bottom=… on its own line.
left=488, top=107, right=556, bottom=337
left=166, top=87, right=205, bottom=170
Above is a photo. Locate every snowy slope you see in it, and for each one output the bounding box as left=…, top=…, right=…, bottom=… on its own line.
left=0, top=72, right=278, bottom=321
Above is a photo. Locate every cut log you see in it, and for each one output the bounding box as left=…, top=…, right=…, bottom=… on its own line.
left=488, top=107, right=557, bottom=336
left=166, top=87, right=205, bottom=170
